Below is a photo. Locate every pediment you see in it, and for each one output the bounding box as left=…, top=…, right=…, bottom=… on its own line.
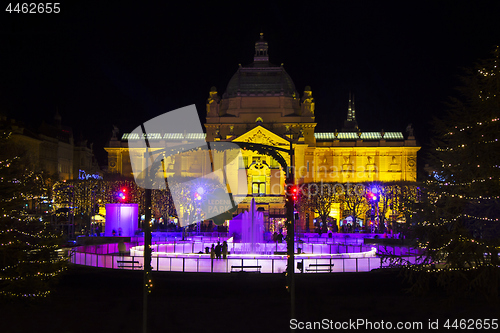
left=232, top=126, right=290, bottom=147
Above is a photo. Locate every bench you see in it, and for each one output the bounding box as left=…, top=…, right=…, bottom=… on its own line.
left=117, top=260, right=142, bottom=269
left=306, top=263, right=335, bottom=272
left=231, top=265, right=261, bottom=273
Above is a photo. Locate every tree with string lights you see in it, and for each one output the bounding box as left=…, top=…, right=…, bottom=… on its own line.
left=299, top=182, right=340, bottom=233
left=0, top=129, right=66, bottom=298
left=339, top=183, right=369, bottom=230
left=408, top=47, right=500, bottom=299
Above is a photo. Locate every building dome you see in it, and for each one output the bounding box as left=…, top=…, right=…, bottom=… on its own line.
left=223, top=34, right=298, bottom=98
left=224, top=66, right=298, bottom=98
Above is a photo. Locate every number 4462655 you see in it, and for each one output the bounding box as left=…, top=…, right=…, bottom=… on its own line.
left=6, top=3, right=60, bottom=13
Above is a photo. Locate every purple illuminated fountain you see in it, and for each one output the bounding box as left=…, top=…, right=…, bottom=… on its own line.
left=104, top=203, right=138, bottom=237
left=229, top=199, right=264, bottom=254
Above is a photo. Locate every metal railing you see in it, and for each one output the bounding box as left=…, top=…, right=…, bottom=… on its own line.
left=73, top=242, right=421, bottom=257
left=69, top=243, right=422, bottom=274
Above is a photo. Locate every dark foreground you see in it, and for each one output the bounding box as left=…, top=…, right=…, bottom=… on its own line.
left=0, top=265, right=498, bottom=333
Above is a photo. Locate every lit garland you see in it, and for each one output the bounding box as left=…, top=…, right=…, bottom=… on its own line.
left=427, top=178, right=496, bottom=186
left=453, top=213, right=499, bottom=223
left=0, top=266, right=67, bottom=281
left=52, top=177, right=227, bottom=223
left=444, top=117, right=499, bottom=136
left=436, top=138, right=499, bottom=151
left=416, top=235, right=490, bottom=252
left=412, top=47, right=500, bottom=290
left=0, top=290, right=51, bottom=298
left=405, top=263, right=499, bottom=273
left=52, top=179, right=177, bottom=218
left=0, top=129, right=64, bottom=299
left=420, top=213, right=500, bottom=227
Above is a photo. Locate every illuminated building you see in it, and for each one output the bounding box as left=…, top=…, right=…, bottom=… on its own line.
left=105, top=34, right=420, bottom=231
left=1, top=113, right=99, bottom=181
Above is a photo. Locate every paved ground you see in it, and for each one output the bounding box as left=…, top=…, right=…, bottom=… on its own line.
left=0, top=265, right=498, bottom=332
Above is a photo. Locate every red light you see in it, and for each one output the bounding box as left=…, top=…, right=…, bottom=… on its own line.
left=118, top=188, right=128, bottom=201
left=368, top=192, right=379, bottom=202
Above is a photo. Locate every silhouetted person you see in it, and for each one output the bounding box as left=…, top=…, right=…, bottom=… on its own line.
left=215, top=241, right=222, bottom=259
left=277, top=232, right=283, bottom=243
left=210, top=244, right=215, bottom=260
left=222, top=241, right=228, bottom=259
left=210, top=244, right=215, bottom=272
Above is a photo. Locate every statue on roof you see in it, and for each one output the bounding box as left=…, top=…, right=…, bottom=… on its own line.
left=206, top=86, right=220, bottom=117
left=301, top=86, right=315, bottom=116
left=111, top=125, right=119, bottom=140
left=406, top=123, right=414, bottom=137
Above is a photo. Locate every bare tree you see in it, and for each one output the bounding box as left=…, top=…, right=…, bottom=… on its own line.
left=299, top=182, right=339, bottom=232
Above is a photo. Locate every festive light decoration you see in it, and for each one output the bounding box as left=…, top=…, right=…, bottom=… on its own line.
left=0, top=129, right=65, bottom=298
left=366, top=190, right=379, bottom=203
left=299, top=181, right=420, bottom=231
left=117, top=187, right=127, bottom=201
left=407, top=47, right=500, bottom=298
left=52, top=179, right=177, bottom=220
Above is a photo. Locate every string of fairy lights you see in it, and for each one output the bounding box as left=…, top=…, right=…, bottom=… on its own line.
left=52, top=179, right=177, bottom=219
left=444, top=117, right=499, bottom=137
left=52, top=177, right=228, bottom=223
left=414, top=48, right=500, bottom=276
left=416, top=235, right=489, bottom=251
left=0, top=257, right=67, bottom=273
left=1, top=130, right=65, bottom=299
left=0, top=290, right=52, bottom=298
left=406, top=234, right=500, bottom=274
left=0, top=265, right=67, bottom=282
left=420, top=213, right=500, bottom=227
left=427, top=178, right=496, bottom=186
left=436, top=137, right=499, bottom=151
left=405, top=263, right=498, bottom=273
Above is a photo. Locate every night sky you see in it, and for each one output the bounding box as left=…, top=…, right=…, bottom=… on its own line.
left=2, top=1, right=499, bottom=166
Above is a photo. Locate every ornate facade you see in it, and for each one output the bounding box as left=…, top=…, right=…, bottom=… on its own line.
left=2, top=114, right=99, bottom=181
left=105, top=34, right=419, bottom=231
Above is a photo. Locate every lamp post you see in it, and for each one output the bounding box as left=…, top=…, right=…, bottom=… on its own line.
left=285, top=138, right=296, bottom=330
left=141, top=126, right=153, bottom=333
